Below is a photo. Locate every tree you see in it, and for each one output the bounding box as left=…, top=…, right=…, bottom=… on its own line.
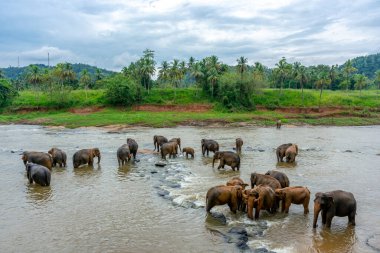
left=170, top=59, right=181, bottom=99
left=329, top=65, right=338, bottom=90
left=315, top=67, right=331, bottom=109
left=139, top=49, right=156, bottom=93
left=253, top=62, right=265, bottom=81
left=292, top=62, right=301, bottom=89
left=158, top=61, right=170, bottom=85
left=95, top=68, right=104, bottom=81
left=236, top=56, right=248, bottom=81
left=26, top=65, right=42, bottom=90
left=343, top=60, right=357, bottom=91
left=207, top=67, right=218, bottom=98
left=354, top=74, right=367, bottom=96
left=0, top=78, right=17, bottom=108
left=0, top=69, right=5, bottom=79
left=79, top=69, right=92, bottom=99
left=105, top=74, right=140, bottom=106
left=179, top=60, right=186, bottom=87
left=275, top=57, right=289, bottom=94
left=375, top=70, right=380, bottom=91
left=296, top=65, right=308, bottom=106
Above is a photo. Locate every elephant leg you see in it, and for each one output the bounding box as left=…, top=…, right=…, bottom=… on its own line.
left=321, top=210, right=327, bottom=225
left=281, top=200, right=286, bottom=213
left=207, top=149, right=209, bottom=156
left=284, top=201, right=291, bottom=213
left=325, top=212, right=334, bottom=228
left=348, top=212, right=356, bottom=226
left=303, top=201, right=309, bottom=214
left=217, top=161, right=223, bottom=170
left=255, top=207, right=260, bottom=219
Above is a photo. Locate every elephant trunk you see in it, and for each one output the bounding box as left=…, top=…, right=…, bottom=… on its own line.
left=97, top=154, right=101, bottom=164
left=313, top=203, right=321, bottom=228
left=212, top=157, right=216, bottom=167
left=247, top=197, right=254, bottom=219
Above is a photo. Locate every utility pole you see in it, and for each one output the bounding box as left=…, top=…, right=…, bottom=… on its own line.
left=48, top=52, right=50, bottom=67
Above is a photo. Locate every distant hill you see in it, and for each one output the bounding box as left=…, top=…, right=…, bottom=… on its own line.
left=1, top=63, right=117, bottom=80
left=340, top=53, right=380, bottom=78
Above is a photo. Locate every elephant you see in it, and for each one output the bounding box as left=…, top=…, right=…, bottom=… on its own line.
left=201, top=139, right=219, bottom=156
left=73, top=148, right=101, bottom=168
left=117, top=144, right=131, bottom=166
left=285, top=144, right=298, bottom=163
left=275, top=186, right=310, bottom=214
left=276, top=120, right=282, bottom=129
left=26, top=162, right=51, bottom=186
left=313, top=190, right=356, bottom=228
left=276, top=143, right=293, bottom=162
left=161, top=142, right=178, bottom=159
left=265, top=170, right=290, bottom=188
left=169, top=138, right=181, bottom=154
left=212, top=151, right=240, bottom=171
left=48, top=148, right=67, bottom=167
left=153, top=135, right=168, bottom=152
left=236, top=138, right=243, bottom=154
left=21, top=151, right=53, bottom=170
left=127, top=138, right=138, bottom=160
left=250, top=172, right=282, bottom=190
left=206, top=185, right=243, bottom=214
left=226, top=176, right=248, bottom=189
left=243, top=185, right=276, bottom=220
left=182, top=147, right=194, bottom=159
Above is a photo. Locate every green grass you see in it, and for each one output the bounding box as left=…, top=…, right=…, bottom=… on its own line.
left=1, top=88, right=380, bottom=128
left=254, top=89, right=380, bottom=108
left=10, top=89, right=106, bottom=108
left=0, top=107, right=379, bottom=128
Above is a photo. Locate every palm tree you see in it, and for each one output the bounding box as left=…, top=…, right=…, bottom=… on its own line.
left=253, top=62, right=265, bottom=82
left=354, top=74, right=367, bottom=96
left=158, top=61, right=170, bottom=85
left=27, top=65, right=42, bottom=88
left=207, top=67, right=218, bottom=98
left=275, top=57, right=288, bottom=94
left=236, top=56, right=248, bottom=81
left=190, top=62, right=204, bottom=96
left=188, top=56, right=195, bottom=70
left=179, top=60, right=186, bottom=87
left=62, top=62, right=76, bottom=86
left=80, top=69, right=91, bottom=99
left=315, top=69, right=331, bottom=109
left=292, top=62, right=301, bottom=89
left=343, top=60, right=357, bottom=91
left=170, top=59, right=180, bottom=99
left=296, top=66, right=308, bottom=106
left=95, top=68, right=103, bottom=81
left=329, top=65, right=338, bottom=90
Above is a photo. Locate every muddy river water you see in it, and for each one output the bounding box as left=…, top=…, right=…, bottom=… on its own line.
left=0, top=124, right=379, bottom=253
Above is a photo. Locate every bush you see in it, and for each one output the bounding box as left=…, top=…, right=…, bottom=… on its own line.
left=217, top=72, right=255, bottom=110
left=0, top=79, right=18, bottom=108
left=105, top=74, right=141, bottom=106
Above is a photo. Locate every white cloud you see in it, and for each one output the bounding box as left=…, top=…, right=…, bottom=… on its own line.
left=0, top=0, right=379, bottom=69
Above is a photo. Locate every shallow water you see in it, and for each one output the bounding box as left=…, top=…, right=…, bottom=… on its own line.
left=0, top=124, right=379, bottom=252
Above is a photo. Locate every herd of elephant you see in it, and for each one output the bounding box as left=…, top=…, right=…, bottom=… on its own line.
left=21, top=135, right=356, bottom=230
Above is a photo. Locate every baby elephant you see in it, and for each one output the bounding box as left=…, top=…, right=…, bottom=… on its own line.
left=285, top=144, right=298, bottom=163
left=206, top=185, right=243, bottom=214
left=235, top=138, right=243, bottom=154
left=276, top=143, right=293, bottom=162
left=275, top=186, right=310, bottom=214
left=182, top=147, right=194, bottom=159
left=117, top=144, right=131, bottom=166
left=276, top=120, right=282, bottom=129
left=212, top=151, right=240, bottom=171
left=26, top=163, right=51, bottom=186
left=73, top=148, right=101, bottom=168
left=48, top=148, right=67, bottom=167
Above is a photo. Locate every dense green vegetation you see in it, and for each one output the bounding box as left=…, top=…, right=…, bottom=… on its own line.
left=1, top=50, right=379, bottom=111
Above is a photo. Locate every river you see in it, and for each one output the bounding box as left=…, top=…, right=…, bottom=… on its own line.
left=0, top=124, right=379, bottom=253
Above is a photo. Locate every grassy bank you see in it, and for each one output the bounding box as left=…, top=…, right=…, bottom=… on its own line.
left=1, top=88, right=379, bottom=128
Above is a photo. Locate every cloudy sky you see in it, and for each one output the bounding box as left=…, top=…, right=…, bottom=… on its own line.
left=1, top=0, right=379, bottom=71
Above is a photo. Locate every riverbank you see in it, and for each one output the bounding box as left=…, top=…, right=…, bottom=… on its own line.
left=1, top=105, right=379, bottom=128
left=1, top=88, right=379, bottom=128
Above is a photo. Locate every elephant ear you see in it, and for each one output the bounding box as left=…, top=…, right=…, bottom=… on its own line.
left=314, top=192, right=323, bottom=201
left=295, top=145, right=299, bottom=155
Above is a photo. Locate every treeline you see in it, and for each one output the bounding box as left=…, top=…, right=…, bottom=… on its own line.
left=1, top=50, right=380, bottom=110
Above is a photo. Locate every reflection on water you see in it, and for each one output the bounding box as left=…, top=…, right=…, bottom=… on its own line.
left=0, top=125, right=379, bottom=253
left=25, top=184, right=52, bottom=205
left=310, top=226, right=357, bottom=253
